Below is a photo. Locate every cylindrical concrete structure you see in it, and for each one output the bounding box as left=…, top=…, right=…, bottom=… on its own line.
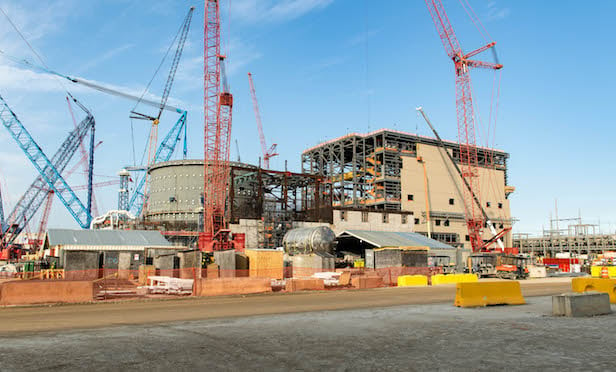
left=146, top=159, right=256, bottom=228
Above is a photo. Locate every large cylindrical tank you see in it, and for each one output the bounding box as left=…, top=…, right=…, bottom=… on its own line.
left=282, top=226, right=336, bottom=255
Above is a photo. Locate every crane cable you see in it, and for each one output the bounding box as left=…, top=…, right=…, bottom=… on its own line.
left=457, top=0, right=492, bottom=43
left=0, top=6, right=72, bottom=95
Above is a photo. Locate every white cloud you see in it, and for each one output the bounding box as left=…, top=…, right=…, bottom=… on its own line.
left=0, top=0, right=76, bottom=56
left=0, top=60, right=190, bottom=113
left=485, top=1, right=510, bottom=21
left=76, top=43, right=135, bottom=74
left=226, top=37, right=263, bottom=77
left=231, top=0, right=334, bottom=24
left=347, top=29, right=379, bottom=47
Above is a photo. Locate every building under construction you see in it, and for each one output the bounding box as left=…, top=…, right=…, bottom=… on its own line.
left=141, top=160, right=332, bottom=248
left=301, top=129, right=515, bottom=250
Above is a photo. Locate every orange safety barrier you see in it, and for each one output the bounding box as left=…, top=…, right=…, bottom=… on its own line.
left=193, top=277, right=272, bottom=297
left=0, top=280, right=94, bottom=306
left=285, top=278, right=325, bottom=292
left=0, top=265, right=447, bottom=304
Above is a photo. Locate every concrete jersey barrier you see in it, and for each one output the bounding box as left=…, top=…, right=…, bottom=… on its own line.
left=572, top=278, right=616, bottom=303
left=433, top=273, right=478, bottom=285
left=397, top=275, right=428, bottom=287
left=454, top=281, right=525, bottom=308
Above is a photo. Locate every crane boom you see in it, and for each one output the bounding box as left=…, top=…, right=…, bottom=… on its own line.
left=132, top=7, right=194, bottom=214
left=247, top=72, right=277, bottom=169
left=425, top=0, right=502, bottom=252
left=0, top=94, right=94, bottom=238
left=0, top=50, right=186, bottom=114
left=158, top=7, right=194, bottom=121
left=67, top=96, right=99, bottom=217
left=33, top=190, right=54, bottom=251
left=203, top=0, right=233, bottom=251
left=416, top=107, right=506, bottom=249
left=127, top=111, right=188, bottom=216
left=0, top=183, right=5, bottom=232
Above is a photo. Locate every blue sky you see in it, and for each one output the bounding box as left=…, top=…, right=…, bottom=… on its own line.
left=0, top=0, right=613, bottom=236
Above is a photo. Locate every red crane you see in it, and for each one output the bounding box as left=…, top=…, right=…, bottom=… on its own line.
left=247, top=72, right=278, bottom=169
left=425, top=0, right=503, bottom=252
left=202, top=0, right=233, bottom=251
left=31, top=190, right=53, bottom=251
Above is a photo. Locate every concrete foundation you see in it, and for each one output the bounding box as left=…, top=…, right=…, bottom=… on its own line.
left=290, top=253, right=335, bottom=278
left=214, top=250, right=236, bottom=278
left=178, top=250, right=201, bottom=279
left=552, top=292, right=611, bottom=317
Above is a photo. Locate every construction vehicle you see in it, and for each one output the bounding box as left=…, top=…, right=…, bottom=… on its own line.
left=430, top=255, right=456, bottom=274
left=496, top=255, right=529, bottom=280
left=467, top=253, right=497, bottom=278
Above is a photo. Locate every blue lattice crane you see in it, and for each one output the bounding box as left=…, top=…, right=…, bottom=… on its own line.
left=0, top=94, right=95, bottom=247
left=130, top=6, right=194, bottom=212
left=56, top=74, right=189, bottom=217
left=0, top=183, right=5, bottom=232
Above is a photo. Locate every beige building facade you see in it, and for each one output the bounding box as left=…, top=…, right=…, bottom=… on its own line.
left=302, top=129, right=513, bottom=250
left=401, top=143, right=513, bottom=249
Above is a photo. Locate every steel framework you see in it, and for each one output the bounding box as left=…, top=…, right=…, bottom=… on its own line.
left=203, top=0, right=233, bottom=249
left=0, top=95, right=95, bottom=240
left=302, top=129, right=508, bottom=211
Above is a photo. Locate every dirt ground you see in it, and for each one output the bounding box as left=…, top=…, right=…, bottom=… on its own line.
left=0, top=278, right=570, bottom=335
left=1, top=292, right=615, bottom=371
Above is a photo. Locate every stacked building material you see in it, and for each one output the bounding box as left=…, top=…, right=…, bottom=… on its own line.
left=245, top=249, right=284, bottom=279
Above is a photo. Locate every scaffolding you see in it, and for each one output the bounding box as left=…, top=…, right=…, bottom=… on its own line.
left=302, top=129, right=508, bottom=211
left=514, top=216, right=616, bottom=255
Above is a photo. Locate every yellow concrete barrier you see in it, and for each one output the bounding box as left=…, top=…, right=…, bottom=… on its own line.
left=590, top=266, right=616, bottom=278
left=454, top=281, right=525, bottom=307
left=432, top=273, right=478, bottom=285
left=572, top=278, right=616, bottom=303
left=397, top=275, right=428, bottom=287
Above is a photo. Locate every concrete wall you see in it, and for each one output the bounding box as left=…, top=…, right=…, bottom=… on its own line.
left=178, top=250, right=201, bottom=279
left=331, top=210, right=414, bottom=235
left=230, top=211, right=415, bottom=251
left=374, top=250, right=428, bottom=268
left=229, top=219, right=261, bottom=249
left=63, top=251, right=100, bottom=280
left=400, top=144, right=513, bottom=249
left=147, top=160, right=203, bottom=225
left=213, top=250, right=236, bottom=277
left=290, top=253, right=335, bottom=277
